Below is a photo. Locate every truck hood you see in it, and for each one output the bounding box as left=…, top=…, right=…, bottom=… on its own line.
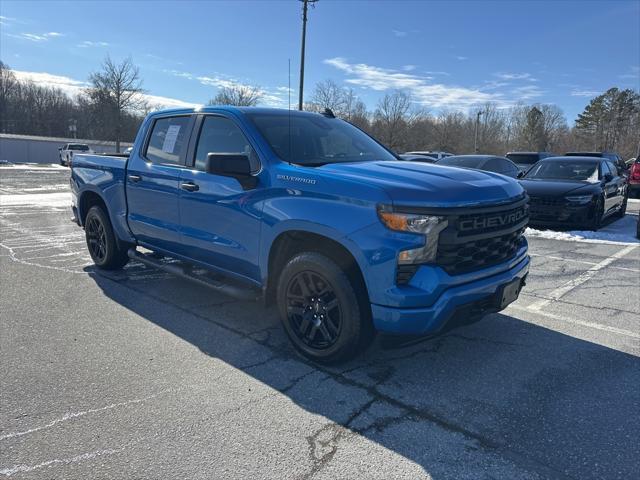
left=519, top=179, right=599, bottom=197
left=319, top=161, right=524, bottom=207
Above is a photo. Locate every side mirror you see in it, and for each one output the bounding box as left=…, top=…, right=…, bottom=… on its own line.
left=517, top=171, right=525, bottom=179
left=603, top=173, right=613, bottom=183
left=206, top=153, right=257, bottom=190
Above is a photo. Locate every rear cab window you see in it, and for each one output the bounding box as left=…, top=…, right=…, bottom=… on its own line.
left=145, top=116, right=191, bottom=165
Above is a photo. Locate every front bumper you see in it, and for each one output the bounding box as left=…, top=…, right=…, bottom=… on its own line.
left=371, top=254, right=529, bottom=335
left=528, top=202, right=595, bottom=226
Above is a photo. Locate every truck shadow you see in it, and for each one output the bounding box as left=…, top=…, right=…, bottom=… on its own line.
left=87, top=266, right=639, bottom=479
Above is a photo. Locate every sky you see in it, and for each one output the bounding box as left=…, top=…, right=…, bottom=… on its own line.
left=1, top=0, right=639, bottom=122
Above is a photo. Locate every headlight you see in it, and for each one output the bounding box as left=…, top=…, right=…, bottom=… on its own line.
left=378, top=206, right=448, bottom=264
left=565, top=195, right=594, bottom=204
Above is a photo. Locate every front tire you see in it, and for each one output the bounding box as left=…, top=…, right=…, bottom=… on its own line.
left=85, top=205, right=129, bottom=270
left=277, top=252, right=372, bottom=364
left=587, top=197, right=604, bottom=231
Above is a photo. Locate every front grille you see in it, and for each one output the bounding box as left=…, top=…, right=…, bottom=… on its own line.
left=434, top=198, right=528, bottom=275
left=457, top=203, right=528, bottom=237
left=437, top=227, right=525, bottom=275
left=528, top=196, right=565, bottom=207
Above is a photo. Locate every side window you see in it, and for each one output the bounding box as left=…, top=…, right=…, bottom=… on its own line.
left=194, top=116, right=259, bottom=173
left=600, top=162, right=611, bottom=178
left=145, top=116, right=191, bottom=165
left=606, top=161, right=618, bottom=177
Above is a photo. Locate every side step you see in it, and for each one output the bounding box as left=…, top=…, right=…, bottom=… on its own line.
left=127, top=249, right=261, bottom=302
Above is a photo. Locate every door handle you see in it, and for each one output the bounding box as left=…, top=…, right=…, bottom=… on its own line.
left=180, top=182, right=199, bottom=192
left=128, top=174, right=141, bottom=183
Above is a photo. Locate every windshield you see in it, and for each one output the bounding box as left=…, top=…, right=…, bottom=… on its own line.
left=506, top=153, right=540, bottom=165
left=524, top=161, right=599, bottom=182
left=246, top=113, right=397, bottom=165
left=437, top=156, right=484, bottom=168
left=69, top=144, right=89, bottom=151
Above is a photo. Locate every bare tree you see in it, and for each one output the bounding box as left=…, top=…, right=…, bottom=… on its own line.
left=208, top=85, right=263, bottom=106
left=0, top=62, right=18, bottom=133
left=309, top=79, right=347, bottom=114
left=373, top=91, right=413, bottom=150
left=87, top=55, right=145, bottom=151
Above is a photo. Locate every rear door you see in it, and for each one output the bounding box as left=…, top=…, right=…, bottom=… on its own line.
left=605, top=160, right=625, bottom=212
left=126, top=114, right=194, bottom=253
left=176, top=113, right=264, bottom=282
left=600, top=161, right=620, bottom=214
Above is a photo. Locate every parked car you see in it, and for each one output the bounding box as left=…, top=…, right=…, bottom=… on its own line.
left=405, top=151, right=454, bottom=161
left=565, top=152, right=628, bottom=176
left=520, top=156, right=627, bottom=230
left=70, top=107, right=530, bottom=363
left=505, top=152, right=553, bottom=174
left=399, top=154, right=437, bottom=163
left=59, top=143, right=93, bottom=166
left=437, top=155, right=521, bottom=178
left=626, top=157, right=640, bottom=198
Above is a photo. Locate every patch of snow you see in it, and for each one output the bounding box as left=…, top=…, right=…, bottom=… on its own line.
left=0, top=163, right=67, bottom=170
left=526, top=214, right=639, bottom=245
left=0, top=192, right=71, bottom=207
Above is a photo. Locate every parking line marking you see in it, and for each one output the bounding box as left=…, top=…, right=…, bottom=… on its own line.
left=527, top=244, right=638, bottom=311
left=0, top=449, right=121, bottom=477
left=508, top=304, right=640, bottom=340
left=529, top=252, right=640, bottom=273
left=0, top=395, right=157, bottom=441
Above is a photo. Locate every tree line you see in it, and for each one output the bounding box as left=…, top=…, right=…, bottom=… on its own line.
left=1, top=57, right=638, bottom=158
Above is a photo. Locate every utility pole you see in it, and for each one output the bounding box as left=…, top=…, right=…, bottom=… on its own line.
left=298, top=0, right=318, bottom=110
left=474, top=110, right=484, bottom=153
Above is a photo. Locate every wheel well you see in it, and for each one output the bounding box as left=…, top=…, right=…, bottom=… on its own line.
left=79, top=191, right=107, bottom=225
left=266, top=231, right=368, bottom=306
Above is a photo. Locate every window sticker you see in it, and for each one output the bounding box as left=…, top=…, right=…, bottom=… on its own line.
left=162, top=124, right=181, bottom=153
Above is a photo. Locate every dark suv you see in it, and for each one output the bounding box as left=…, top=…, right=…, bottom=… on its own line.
left=505, top=152, right=553, bottom=174
left=565, top=152, right=628, bottom=176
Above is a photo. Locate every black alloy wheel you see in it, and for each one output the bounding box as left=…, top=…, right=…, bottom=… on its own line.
left=84, top=205, right=130, bottom=270
left=276, top=252, right=373, bottom=364
left=285, top=271, right=342, bottom=350
left=86, top=214, right=107, bottom=263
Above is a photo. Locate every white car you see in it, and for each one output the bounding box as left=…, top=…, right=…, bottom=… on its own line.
left=59, top=143, right=93, bottom=166
left=405, top=151, right=455, bottom=161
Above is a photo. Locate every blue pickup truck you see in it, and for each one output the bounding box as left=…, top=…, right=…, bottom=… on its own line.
left=70, top=107, right=529, bottom=363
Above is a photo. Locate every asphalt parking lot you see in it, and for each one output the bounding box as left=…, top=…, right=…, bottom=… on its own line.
left=1, top=163, right=639, bottom=479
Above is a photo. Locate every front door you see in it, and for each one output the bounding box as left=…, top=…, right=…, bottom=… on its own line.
left=177, top=114, right=264, bottom=283
left=126, top=114, right=194, bottom=253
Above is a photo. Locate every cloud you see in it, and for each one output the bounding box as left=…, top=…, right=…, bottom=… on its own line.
left=495, top=72, right=537, bottom=81
left=570, top=89, right=601, bottom=97
left=402, top=65, right=417, bottom=72
left=511, top=85, right=545, bottom=100
left=166, top=69, right=290, bottom=107
left=77, top=40, right=109, bottom=48
left=324, top=57, right=504, bottom=109
left=455, top=56, right=468, bottom=61
left=11, top=69, right=200, bottom=109
left=9, top=32, right=63, bottom=42
left=392, top=29, right=407, bottom=37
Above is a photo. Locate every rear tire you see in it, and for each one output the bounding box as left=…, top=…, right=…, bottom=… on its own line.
left=85, top=205, right=129, bottom=270
left=277, top=252, right=373, bottom=364
left=614, top=193, right=627, bottom=219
